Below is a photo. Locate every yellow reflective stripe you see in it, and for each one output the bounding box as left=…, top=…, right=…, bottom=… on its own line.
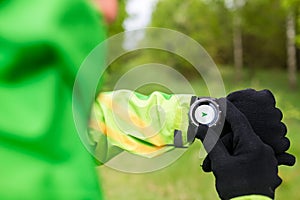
left=98, top=93, right=148, bottom=127
left=89, top=119, right=106, bottom=134
left=97, top=93, right=166, bottom=146
left=90, top=119, right=164, bottom=155
left=129, top=113, right=148, bottom=128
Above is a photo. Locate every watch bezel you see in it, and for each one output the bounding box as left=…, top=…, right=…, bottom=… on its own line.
left=189, top=97, right=221, bottom=127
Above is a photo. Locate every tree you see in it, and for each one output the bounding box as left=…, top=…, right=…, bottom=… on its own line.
left=230, top=0, right=246, bottom=81
left=149, top=0, right=233, bottom=77
left=282, top=0, right=299, bottom=89
left=286, top=11, right=297, bottom=89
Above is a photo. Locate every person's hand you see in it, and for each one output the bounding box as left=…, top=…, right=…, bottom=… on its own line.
left=200, top=89, right=295, bottom=173
left=202, top=100, right=282, bottom=200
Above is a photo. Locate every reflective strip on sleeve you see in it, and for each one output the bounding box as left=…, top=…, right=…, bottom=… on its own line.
left=89, top=90, right=192, bottom=160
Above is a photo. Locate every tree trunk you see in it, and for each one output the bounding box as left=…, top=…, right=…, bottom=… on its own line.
left=286, top=11, right=297, bottom=89
left=233, top=15, right=243, bottom=81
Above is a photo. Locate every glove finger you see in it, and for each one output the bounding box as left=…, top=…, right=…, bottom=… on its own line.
left=277, top=153, right=296, bottom=166
left=203, top=128, right=230, bottom=163
left=201, top=133, right=233, bottom=173
left=228, top=89, right=276, bottom=106
left=259, top=89, right=276, bottom=107
left=220, top=120, right=232, bottom=137
left=274, top=108, right=283, bottom=121
left=201, top=156, right=212, bottom=172
left=261, top=122, right=287, bottom=146
left=228, top=89, right=276, bottom=109
left=224, top=100, right=257, bottom=143
left=227, top=88, right=256, bottom=102
left=249, top=89, right=276, bottom=106
left=221, top=132, right=234, bottom=154
left=276, top=137, right=291, bottom=154
left=277, top=122, right=287, bottom=137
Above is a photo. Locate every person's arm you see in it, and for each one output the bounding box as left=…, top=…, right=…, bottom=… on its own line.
left=88, top=90, right=192, bottom=163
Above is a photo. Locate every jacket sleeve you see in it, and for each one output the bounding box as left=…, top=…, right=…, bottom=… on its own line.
left=88, top=90, right=192, bottom=163
left=231, top=195, right=272, bottom=200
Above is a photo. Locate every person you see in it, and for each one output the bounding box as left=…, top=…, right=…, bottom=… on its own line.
left=0, top=0, right=116, bottom=199
left=0, top=0, right=295, bottom=199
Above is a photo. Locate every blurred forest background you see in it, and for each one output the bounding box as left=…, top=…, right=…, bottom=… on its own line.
left=99, top=0, right=300, bottom=199
left=105, top=0, right=300, bottom=90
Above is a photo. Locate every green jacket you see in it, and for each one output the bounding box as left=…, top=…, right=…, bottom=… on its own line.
left=0, top=0, right=105, bottom=199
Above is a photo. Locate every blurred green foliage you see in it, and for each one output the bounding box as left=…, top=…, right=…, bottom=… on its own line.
left=151, top=0, right=291, bottom=69
left=151, top=0, right=233, bottom=65
left=241, top=0, right=287, bottom=68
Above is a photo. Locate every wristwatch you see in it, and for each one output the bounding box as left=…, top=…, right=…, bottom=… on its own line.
left=187, top=96, right=222, bottom=143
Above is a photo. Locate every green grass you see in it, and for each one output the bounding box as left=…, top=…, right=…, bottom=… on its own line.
left=98, top=68, right=300, bottom=200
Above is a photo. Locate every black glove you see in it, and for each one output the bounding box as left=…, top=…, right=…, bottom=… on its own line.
left=200, top=89, right=295, bottom=173
left=202, top=100, right=282, bottom=200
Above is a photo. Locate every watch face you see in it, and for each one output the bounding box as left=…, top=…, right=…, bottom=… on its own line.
left=189, top=97, right=220, bottom=127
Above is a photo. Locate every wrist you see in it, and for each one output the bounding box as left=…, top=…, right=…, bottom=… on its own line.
left=231, top=195, right=272, bottom=200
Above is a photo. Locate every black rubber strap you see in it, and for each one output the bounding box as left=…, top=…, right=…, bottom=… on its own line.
left=187, top=96, right=198, bottom=143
